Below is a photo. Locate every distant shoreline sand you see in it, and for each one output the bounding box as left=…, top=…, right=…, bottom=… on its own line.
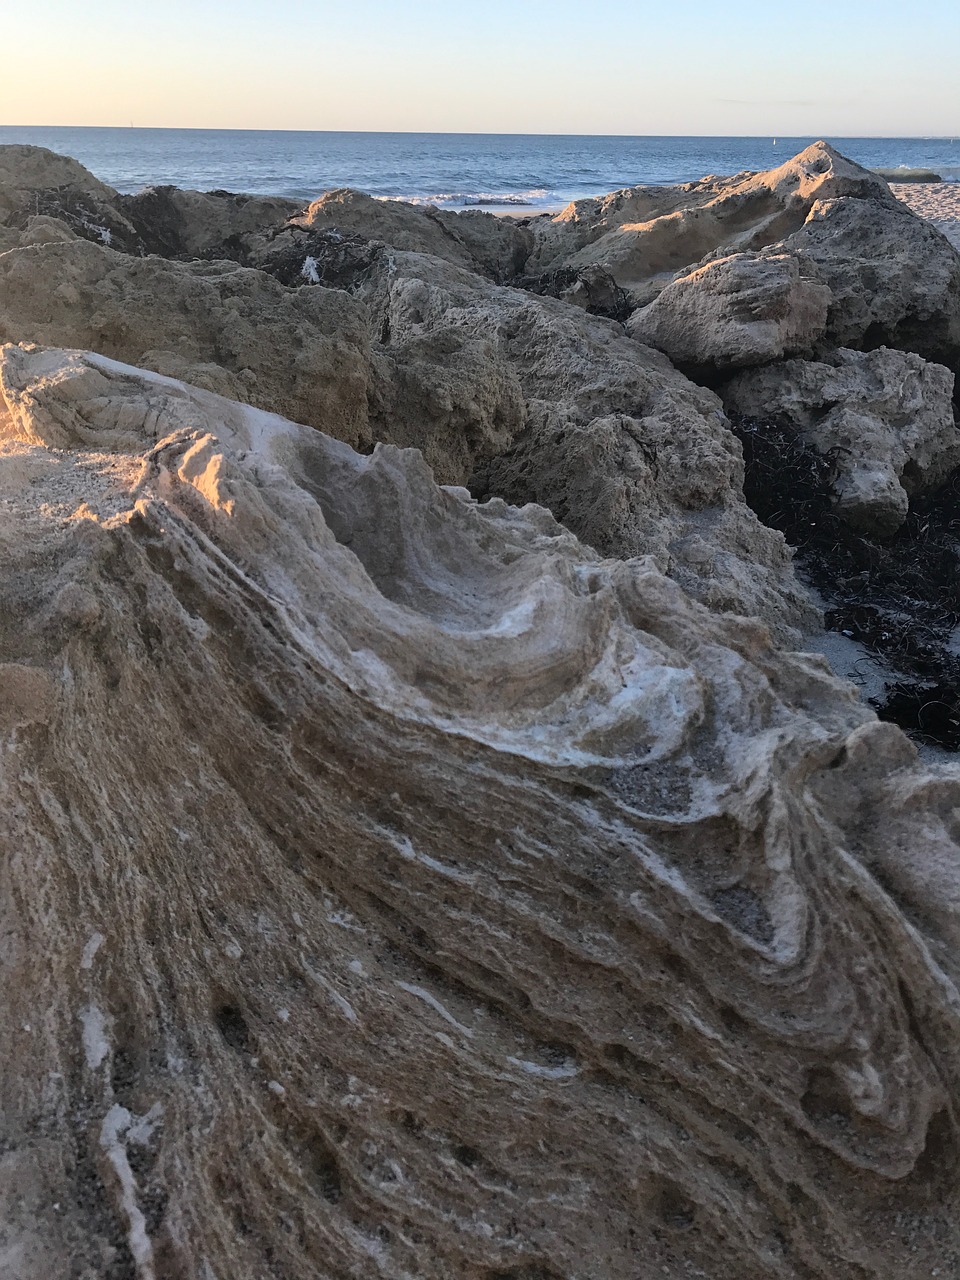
left=890, top=182, right=960, bottom=249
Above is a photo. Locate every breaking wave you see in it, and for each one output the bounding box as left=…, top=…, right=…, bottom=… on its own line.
left=377, top=188, right=553, bottom=209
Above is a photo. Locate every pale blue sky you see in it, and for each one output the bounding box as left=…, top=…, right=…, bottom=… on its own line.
left=2, top=0, right=957, bottom=134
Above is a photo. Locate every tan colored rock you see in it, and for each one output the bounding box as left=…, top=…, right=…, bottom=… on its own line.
left=0, top=238, right=372, bottom=449
left=359, top=250, right=816, bottom=633
left=520, top=143, right=960, bottom=371
left=252, top=187, right=534, bottom=282
left=789, top=195, right=960, bottom=369
left=525, top=141, right=895, bottom=297
left=626, top=250, right=830, bottom=374
left=724, top=346, right=960, bottom=534
left=2, top=344, right=960, bottom=1280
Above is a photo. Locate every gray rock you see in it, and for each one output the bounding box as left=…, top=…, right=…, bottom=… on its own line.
left=724, top=346, right=959, bottom=533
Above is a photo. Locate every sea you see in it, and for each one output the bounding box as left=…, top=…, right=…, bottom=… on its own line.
left=1, top=128, right=958, bottom=209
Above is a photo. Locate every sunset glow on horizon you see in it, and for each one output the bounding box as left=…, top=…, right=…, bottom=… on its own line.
left=1, top=0, right=958, bottom=137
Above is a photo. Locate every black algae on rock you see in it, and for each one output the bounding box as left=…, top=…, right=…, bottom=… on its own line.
left=734, top=414, right=960, bottom=749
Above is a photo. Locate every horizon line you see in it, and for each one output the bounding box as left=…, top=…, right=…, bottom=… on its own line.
left=1, top=125, right=957, bottom=142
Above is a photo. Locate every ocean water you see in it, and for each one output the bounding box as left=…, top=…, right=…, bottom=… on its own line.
left=1, top=127, right=958, bottom=207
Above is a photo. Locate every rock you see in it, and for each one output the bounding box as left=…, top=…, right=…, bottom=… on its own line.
left=357, top=249, right=817, bottom=633
left=524, top=141, right=897, bottom=300
left=0, top=238, right=372, bottom=449
left=626, top=251, right=831, bottom=375
left=0, top=143, right=142, bottom=251
left=116, top=184, right=303, bottom=258
left=0, top=225, right=817, bottom=630
left=724, top=347, right=960, bottom=534
left=266, top=186, right=534, bottom=281
left=2, top=343, right=960, bottom=1280
left=788, top=195, right=960, bottom=371
left=518, top=142, right=960, bottom=375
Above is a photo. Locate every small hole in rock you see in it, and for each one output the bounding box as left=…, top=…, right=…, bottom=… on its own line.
left=214, top=1004, right=251, bottom=1054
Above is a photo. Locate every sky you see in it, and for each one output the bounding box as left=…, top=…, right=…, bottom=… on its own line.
left=2, top=0, right=958, bottom=136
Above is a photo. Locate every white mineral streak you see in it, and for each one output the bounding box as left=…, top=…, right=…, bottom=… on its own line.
left=80, top=1005, right=109, bottom=1070
left=80, top=931, right=105, bottom=969
left=99, top=1105, right=156, bottom=1279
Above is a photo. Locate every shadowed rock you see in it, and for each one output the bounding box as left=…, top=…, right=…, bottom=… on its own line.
left=724, top=347, right=960, bottom=535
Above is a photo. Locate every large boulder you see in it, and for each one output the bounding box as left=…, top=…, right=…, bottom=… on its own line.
left=626, top=250, right=831, bottom=376
left=0, top=143, right=141, bottom=251
left=247, top=186, right=534, bottom=282
left=521, top=143, right=960, bottom=375
left=724, top=347, right=960, bottom=534
left=2, top=344, right=960, bottom=1280
left=0, top=228, right=817, bottom=631
left=116, top=184, right=303, bottom=258
left=523, top=141, right=896, bottom=299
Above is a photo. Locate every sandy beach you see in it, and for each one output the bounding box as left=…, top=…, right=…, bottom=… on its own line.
left=889, top=181, right=960, bottom=248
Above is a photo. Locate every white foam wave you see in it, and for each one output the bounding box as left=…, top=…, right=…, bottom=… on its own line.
left=377, top=188, right=552, bottom=209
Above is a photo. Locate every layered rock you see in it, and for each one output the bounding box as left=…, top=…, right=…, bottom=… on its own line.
left=3, top=344, right=960, bottom=1280
left=724, top=347, right=960, bottom=534
left=356, top=250, right=815, bottom=631
left=523, top=143, right=960, bottom=375
left=0, top=224, right=816, bottom=631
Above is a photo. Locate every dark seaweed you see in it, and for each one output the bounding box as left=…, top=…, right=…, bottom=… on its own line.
left=733, top=414, right=960, bottom=749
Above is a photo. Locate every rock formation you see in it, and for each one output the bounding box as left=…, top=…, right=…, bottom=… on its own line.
left=3, top=140, right=960, bottom=1280
left=524, top=142, right=960, bottom=376
left=3, top=345, right=960, bottom=1280
left=0, top=238, right=372, bottom=449
left=625, top=250, right=831, bottom=377
left=724, top=347, right=960, bottom=533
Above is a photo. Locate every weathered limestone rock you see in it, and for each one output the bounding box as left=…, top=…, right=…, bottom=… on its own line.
left=0, top=238, right=372, bottom=448
left=789, top=195, right=960, bottom=370
left=251, top=186, right=534, bottom=282
left=0, top=143, right=142, bottom=251
left=519, top=143, right=960, bottom=372
left=116, top=184, right=303, bottom=258
left=626, top=250, right=831, bottom=375
left=356, top=250, right=817, bottom=632
left=724, top=347, right=960, bottom=534
left=523, top=141, right=896, bottom=300
left=0, top=224, right=817, bottom=630
left=2, top=344, right=960, bottom=1280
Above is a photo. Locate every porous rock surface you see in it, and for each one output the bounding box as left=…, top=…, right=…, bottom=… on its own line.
left=526, top=142, right=960, bottom=374
left=3, top=344, right=960, bottom=1280
left=0, top=210, right=814, bottom=632
left=625, top=250, right=831, bottom=376
left=356, top=249, right=815, bottom=630
left=724, top=347, right=960, bottom=534
left=0, top=238, right=372, bottom=449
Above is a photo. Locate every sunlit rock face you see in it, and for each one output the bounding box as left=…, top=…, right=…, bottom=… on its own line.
left=2, top=344, right=960, bottom=1280
left=523, top=142, right=960, bottom=373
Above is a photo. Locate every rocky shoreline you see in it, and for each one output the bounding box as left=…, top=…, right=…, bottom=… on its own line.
left=2, top=140, right=960, bottom=1278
